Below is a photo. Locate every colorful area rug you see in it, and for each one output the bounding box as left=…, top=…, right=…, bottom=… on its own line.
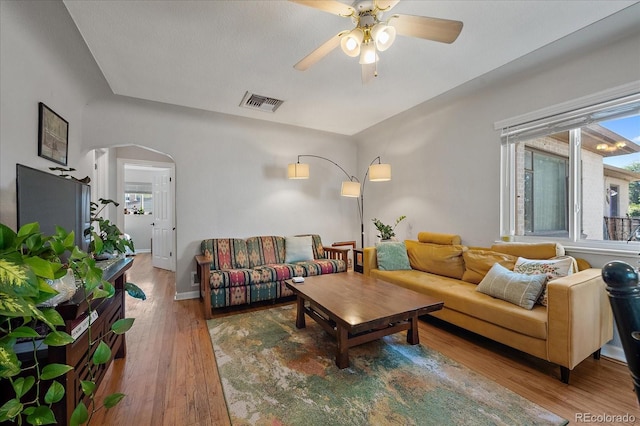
left=207, top=305, right=567, bottom=426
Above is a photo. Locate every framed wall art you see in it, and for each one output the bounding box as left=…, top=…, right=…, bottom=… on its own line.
left=38, top=102, right=69, bottom=165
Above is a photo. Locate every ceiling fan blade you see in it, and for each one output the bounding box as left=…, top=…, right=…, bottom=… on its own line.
left=375, top=0, right=400, bottom=12
left=389, top=14, right=463, bottom=44
left=294, top=31, right=348, bottom=71
left=361, top=63, right=378, bottom=84
left=289, top=0, right=355, bottom=17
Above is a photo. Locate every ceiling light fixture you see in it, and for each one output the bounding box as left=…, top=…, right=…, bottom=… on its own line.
left=292, top=0, right=463, bottom=84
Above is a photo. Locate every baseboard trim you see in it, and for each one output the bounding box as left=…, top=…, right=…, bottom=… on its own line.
left=601, top=343, right=626, bottom=363
left=174, top=290, right=199, bottom=301
left=133, top=249, right=151, bottom=254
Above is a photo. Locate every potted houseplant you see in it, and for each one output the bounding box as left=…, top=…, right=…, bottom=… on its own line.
left=85, top=199, right=134, bottom=259
left=372, top=215, right=407, bottom=241
left=0, top=222, right=145, bottom=425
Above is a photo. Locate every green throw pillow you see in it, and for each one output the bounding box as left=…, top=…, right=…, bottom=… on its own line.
left=376, top=242, right=411, bottom=271
left=476, top=263, right=546, bottom=310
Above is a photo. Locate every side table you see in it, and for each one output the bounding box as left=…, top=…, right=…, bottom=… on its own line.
left=353, top=249, right=364, bottom=274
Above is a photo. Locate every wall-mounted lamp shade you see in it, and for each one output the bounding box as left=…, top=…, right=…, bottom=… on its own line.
left=371, top=23, right=396, bottom=51
left=368, top=163, right=391, bottom=181
left=288, top=163, right=309, bottom=179
left=359, top=42, right=378, bottom=65
left=341, top=28, right=364, bottom=57
left=341, top=181, right=361, bottom=197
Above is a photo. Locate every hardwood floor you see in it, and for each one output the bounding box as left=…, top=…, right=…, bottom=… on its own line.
left=90, top=255, right=637, bottom=425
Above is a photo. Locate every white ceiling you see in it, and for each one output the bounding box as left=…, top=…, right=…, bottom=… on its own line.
left=63, top=0, right=637, bottom=136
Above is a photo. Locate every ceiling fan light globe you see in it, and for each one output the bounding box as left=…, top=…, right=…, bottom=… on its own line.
left=359, top=42, right=378, bottom=65
left=371, top=23, right=396, bottom=51
left=340, top=28, right=364, bottom=58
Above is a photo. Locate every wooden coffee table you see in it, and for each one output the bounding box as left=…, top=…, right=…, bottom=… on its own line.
left=285, top=273, right=444, bottom=369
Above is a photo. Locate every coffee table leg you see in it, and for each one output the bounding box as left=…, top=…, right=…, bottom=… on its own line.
left=295, top=297, right=306, bottom=329
left=336, top=326, right=349, bottom=369
left=407, top=315, right=419, bottom=345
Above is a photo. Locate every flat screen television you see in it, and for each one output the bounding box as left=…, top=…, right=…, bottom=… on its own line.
left=16, top=164, right=91, bottom=252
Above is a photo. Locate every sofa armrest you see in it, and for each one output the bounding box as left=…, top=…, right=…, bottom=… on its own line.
left=546, top=268, right=613, bottom=369
left=363, top=247, right=378, bottom=276
left=195, top=255, right=213, bottom=319
left=323, top=246, right=349, bottom=261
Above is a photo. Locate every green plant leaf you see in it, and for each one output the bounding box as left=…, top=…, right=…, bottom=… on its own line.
left=125, top=282, right=146, bottom=300
left=16, top=222, right=40, bottom=238
left=26, top=405, right=57, bottom=425
left=80, top=380, right=97, bottom=396
left=70, top=401, right=88, bottom=426
left=111, top=318, right=134, bottom=334
left=9, top=326, right=40, bottom=338
left=103, top=392, right=125, bottom=409
left=90, top=288, right=110, bottom=300
left=40, top=363, right=73, bottom=380
left=102, top=281, right=115, bottom=298
left=0, top=292, right=35, bottom=318
left=93, top=341, right=112, bottom=365
left=0, top=258, right=39, bottom=297
left=12, top=376, right=35, bottom=398
left=0, top=344, right=21, bottom=378
left=39, top=307, right=65, bottom=327
left=23, top=256, right=57, bottom=280
left=0, top=223, right=17, bottom=251
left=44, top=380, right=65, bottom=404
left=44, top=330, right=74, bottom=347
left=0, top=398, right=23, bottom=422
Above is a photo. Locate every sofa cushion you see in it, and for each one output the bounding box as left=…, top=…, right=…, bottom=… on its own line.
left=246, top=236, right=286, bottom=267
left=476, top=263, right=547, bottom=310
left=490, top=242, right=563, bottom=259
left=209, top=268, right=267, bottom=289
left=201, top=238, right=250, bottom=270
left=376, top=241, right=411, bottom=271
left=285, top=235, right=314, bottom=263
left=417, top=231, right=461, bottom=245
left=462, top=249, right=518, bottom=284
left=293, top=259, right=347, bottom=276
left=513, top=256, right=575, bottom=306
left=370, top=268, right=548, bottom=339
left=405, top=240, right=466, bottom=279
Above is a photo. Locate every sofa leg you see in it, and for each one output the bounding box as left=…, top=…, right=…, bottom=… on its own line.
left=593, top=349, right=601, bottom=360
left=560, top=366, right=570, bottom=384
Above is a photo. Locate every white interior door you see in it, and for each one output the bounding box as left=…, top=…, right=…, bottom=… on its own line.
left=152, top=168, right=174, bottom=270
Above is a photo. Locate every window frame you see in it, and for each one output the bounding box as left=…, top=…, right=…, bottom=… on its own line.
left=498, top=87, right=640, bottom=252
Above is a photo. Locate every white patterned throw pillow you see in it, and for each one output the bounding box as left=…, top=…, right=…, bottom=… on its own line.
left=513, top=256, right=575, bottom=306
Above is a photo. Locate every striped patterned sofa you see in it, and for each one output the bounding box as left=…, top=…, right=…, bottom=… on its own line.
left=195, top=234, right=347, bottom=318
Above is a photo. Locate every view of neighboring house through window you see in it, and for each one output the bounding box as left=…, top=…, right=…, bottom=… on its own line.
left=502, top=94, right=640, bottom=245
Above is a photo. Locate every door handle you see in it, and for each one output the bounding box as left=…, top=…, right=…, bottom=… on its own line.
left=151, top=223, right=155, bottom=226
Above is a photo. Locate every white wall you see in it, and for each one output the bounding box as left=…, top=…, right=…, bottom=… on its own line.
left=81, top=96, right=358, bottom=297
left=355, top=14, right=640, bottom=250
left=0, top=0, right=110, bottom=229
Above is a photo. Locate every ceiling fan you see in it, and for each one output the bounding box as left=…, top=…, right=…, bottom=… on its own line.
left=291, top=0, right=463, bottom=83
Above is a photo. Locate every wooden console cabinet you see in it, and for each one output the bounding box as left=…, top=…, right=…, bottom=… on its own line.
left=48, top=257, right=133, bottom=424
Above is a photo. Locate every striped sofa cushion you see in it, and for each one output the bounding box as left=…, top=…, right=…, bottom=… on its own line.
left=201, top=238, right=249, bottom=270
left=246, top=236, right=286, bottom=268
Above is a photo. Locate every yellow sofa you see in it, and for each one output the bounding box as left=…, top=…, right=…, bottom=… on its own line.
left=363, top=232, right=613, bottom=383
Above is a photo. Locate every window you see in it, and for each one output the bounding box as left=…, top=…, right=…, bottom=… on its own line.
left=124, top=182, right=153, bottom=215
left=500, top=92, right=640, bottom=246
left=521, top=146, right=568, bottom=236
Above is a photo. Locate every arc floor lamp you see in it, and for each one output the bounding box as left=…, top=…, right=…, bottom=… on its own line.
left=288, top=154, right=391, bottom=248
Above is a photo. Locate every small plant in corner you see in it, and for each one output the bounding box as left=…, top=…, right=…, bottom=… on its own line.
left=84, top=199, right=134, bottom=258
left=372, top=215, right=407, bottom=240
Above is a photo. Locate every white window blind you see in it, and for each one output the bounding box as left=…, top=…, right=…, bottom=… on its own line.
left=499, top=92, right=640, bottom=144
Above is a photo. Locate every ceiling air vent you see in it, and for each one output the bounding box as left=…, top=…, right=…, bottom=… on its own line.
left=239, top=91, right=283, bottom=113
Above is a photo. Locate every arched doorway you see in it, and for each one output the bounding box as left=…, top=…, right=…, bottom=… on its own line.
left=92, top=145, right=176, bottom=271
